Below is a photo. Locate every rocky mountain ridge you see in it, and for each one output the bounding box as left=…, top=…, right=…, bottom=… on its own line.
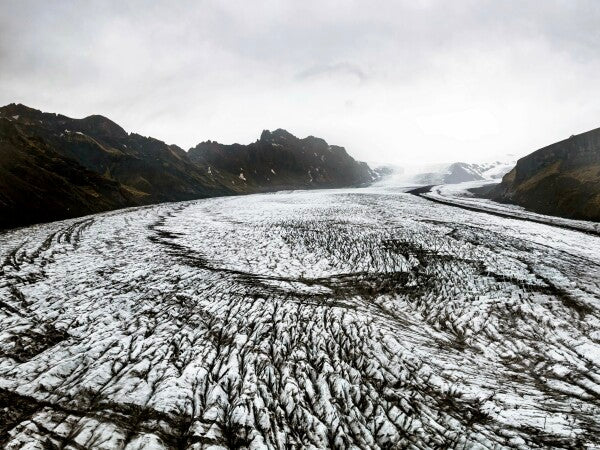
left=0, top=103, right=375, bottom=228
left=189, top=128, right=375, bottom=191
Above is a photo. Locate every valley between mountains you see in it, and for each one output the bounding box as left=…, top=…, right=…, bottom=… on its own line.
left=1, top=186, right=600, bottom=449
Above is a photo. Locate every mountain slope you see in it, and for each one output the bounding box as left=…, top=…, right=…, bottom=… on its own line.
left=0, top=104, right=375, bottom=228
left=0, top=104, right=235, bottom=203
left=489, top=127, right=600, bottom=221
left=189, top=129, right=375, bottom=191
left=0, top=118, right=143, bottom=228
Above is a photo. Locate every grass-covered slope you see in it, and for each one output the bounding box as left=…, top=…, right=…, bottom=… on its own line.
left=489, top=126, right=600, bottom=221
left=0, top=118, right=143, bottom=228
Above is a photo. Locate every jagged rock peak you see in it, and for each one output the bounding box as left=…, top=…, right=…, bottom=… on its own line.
left=260, top=128, right=296, bottom=142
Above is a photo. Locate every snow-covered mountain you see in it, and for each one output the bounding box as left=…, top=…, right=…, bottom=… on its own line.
left=373, top=159, right=516, bottom=187
left=413, top=160, right=515, bottom=185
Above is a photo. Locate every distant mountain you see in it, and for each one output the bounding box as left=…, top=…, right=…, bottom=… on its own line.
left=372, top=164, right=399, bottom=179
left=487, top=127, right=600, bottom=221
left=414, top=161, right=515, bottom=185
left=189, top=129, right=375, bottom=191
left=0, top=104, right=375, bottom=228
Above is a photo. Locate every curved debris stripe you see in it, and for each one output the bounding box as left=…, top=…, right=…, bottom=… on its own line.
left=0, top=188, right=599, bottom=449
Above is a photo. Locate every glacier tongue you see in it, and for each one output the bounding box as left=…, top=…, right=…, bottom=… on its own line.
left=0, top=187, right=599, bottom=448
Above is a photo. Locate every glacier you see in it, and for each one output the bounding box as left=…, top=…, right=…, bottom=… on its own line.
left=1, top=186, right=599, bottom=449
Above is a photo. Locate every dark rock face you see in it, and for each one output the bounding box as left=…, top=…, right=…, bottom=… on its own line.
left=189, top=128, right=375, bottom=191
left=489, top=127, right=600, bottom=221
left=0, top=118, right=138, bottom=229
left=0, top=104, right=233, bottom=205
left=0, top=104, right=375, bottom=228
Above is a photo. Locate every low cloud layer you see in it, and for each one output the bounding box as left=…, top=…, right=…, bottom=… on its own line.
left=2, top=0, right=600, bottom=164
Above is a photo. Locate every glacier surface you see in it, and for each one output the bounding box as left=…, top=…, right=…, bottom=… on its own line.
left=1, top=187, right=600, bottom=449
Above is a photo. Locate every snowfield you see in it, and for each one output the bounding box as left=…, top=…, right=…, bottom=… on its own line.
left=1, top=187, right=600, bottom=449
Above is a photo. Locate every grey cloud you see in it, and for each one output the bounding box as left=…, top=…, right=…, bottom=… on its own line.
left=1, top=0, right=600, bottom=164
left=296, top=63, right=367, bottom=82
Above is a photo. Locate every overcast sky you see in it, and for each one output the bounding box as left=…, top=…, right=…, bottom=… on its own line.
left=1, top=0, right=600, bottom=165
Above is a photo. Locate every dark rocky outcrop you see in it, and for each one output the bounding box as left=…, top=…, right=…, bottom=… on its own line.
left=189, top=128, right=375, bottom=191
left=488, top=127, right=600, bottom=221
left=0, top=118, right=140, bottom=229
